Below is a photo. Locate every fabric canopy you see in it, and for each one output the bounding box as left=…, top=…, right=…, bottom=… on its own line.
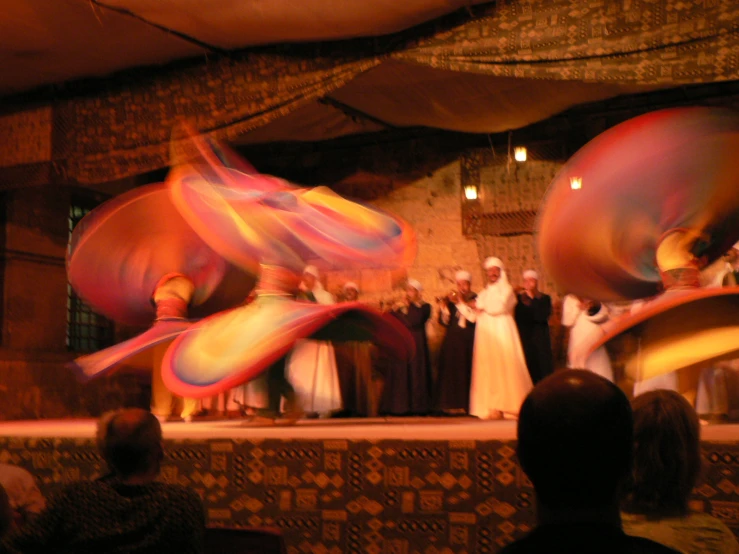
left=3, top=1, right=739, bottom=185
left=98, top=0, right=490, bottom=49
left=328, top=61, right=654, bottom=133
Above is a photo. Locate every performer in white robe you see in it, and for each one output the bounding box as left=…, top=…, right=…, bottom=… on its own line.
left=701, top=243, right=739, bottom=289
left=285, top=265, right=342, bottom=416
left=469, top=257, right=533, bottom=419
left=562, top=294, right=613, bottom=382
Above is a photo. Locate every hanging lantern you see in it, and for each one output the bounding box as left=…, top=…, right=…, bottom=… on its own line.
left=464, top=185, right=479, bottom=200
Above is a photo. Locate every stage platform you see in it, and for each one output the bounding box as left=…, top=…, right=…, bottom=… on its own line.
left=1, top=417, right=738, bottom=553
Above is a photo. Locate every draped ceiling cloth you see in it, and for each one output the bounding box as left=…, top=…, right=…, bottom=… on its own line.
left=3, top=1, right=739, bottom=184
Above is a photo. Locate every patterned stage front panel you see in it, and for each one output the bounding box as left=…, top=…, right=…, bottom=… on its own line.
left=0, top=436, right=736, bottom=553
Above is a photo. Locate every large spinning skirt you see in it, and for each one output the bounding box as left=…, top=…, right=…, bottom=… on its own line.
left=162, top=295, right=414, bottom=399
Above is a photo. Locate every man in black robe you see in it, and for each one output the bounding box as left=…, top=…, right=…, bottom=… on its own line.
left=436, top=270, right=477, bottom=414
left=514, top=270, right=554, bottom=384
left=381, top=279, right=432, bottom=416
left=332, top=282, right=378, bottom=417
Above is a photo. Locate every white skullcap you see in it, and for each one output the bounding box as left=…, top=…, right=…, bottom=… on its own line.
left=455, top=270, right=472, bottom=282
left=522, top=269, right=539, bottom=280
left=343, top=281, right=359, bottom=291
left=483, top=257, right=504, bottom=270
left=303, top=265, right=320, bottom=278
left=407, top=278, right=423, bottom=292
left=733, top=241, right=739, bottom=250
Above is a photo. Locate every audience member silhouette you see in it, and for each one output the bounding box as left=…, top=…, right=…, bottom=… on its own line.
left=500, top=370, right=679, bottom=553
left=621, top=390, right=739, bottom=554
left=1, top=408, right=205, bottom=553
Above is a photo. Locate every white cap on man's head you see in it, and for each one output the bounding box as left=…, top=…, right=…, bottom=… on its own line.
left=484, top=257, right=504, bottom=270
left=407, top=278, right=423, bottom=292
left=455, top=270, right=472, bottom=282
left=523, top=269, right=539, bottom=281
left=303, top=265, right=320, bottom=278
left=343, top=281, right=359, bottom=292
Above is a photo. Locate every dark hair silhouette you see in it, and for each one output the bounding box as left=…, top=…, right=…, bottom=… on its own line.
left=102, top=408, right=163, bottom=479
left=622, top=390, right=701, bottom=516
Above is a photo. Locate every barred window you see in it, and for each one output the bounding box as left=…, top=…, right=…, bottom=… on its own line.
left=66, top=198, right=115, bottom=353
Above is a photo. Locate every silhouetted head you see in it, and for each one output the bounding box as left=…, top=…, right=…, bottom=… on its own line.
left=517, top=370, right=633, bottom=513
left=623, top=390, right=701, bottom=517
left=101, top=408, right=163, bottom=481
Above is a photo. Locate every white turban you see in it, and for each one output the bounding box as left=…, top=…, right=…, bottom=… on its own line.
left=407, top=278, right=423, bottom=292
left=343, top=281, right=359, bottom=292
left=522, top=269, right=539, bottom=281
left=484, top=257, right=504, bottom=270
left=455, top=270, right=472, bottom=282
left=303, top=265, right=320, bottom=278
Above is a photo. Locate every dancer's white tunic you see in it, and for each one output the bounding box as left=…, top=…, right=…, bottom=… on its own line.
left=562, top=294, right=614, bottom=382
left=469, top=278, right=533, bottom=419
left=285, top=285, right=342, bottom=414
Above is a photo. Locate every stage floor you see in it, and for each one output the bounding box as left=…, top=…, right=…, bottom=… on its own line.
left=0, top=416, right=737, bottom=442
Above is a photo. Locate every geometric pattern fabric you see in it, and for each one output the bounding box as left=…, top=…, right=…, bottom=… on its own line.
left=1, top=437, right=736, bottom=553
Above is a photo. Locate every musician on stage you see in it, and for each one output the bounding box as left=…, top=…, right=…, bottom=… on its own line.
left=514, top=270, right=554, bottom=385
left=381, top=279, right=432, bottom=416
left=436, top=270, right=477, bottom=414
left=333, top=282, right=379, bottom=417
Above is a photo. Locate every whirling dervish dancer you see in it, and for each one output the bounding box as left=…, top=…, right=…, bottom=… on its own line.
left=537, top=107, right=739, bottom=404
left=155, top=130, right=417, bottom=405
left=66, top=181, right=258, bottom=421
